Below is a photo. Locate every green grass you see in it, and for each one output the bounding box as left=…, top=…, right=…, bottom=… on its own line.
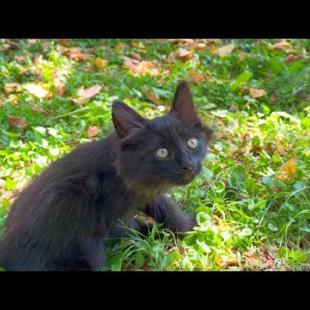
left=0, top=39, right=309, bottom=271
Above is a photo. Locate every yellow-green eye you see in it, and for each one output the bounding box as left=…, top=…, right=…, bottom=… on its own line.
left=156, top=148, right=169, bottom=159
left=187, top=138, right=198, bottom=149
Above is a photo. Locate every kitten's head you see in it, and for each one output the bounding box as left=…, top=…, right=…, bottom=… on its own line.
left=112, top=81, right=213, bottom=188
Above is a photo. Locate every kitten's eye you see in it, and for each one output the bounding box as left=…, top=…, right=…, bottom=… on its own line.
left=187, top=138, right=198, bottom=149
left=156, top=148, right=169, bottom=159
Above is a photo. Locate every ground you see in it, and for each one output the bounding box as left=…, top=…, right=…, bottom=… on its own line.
left=0, top=39, right=309, bottom=271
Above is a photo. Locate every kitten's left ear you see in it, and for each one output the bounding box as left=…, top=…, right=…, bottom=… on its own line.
left=112, top=101, right=145, bottom=138
left=171, top=81, right=200, bottom=126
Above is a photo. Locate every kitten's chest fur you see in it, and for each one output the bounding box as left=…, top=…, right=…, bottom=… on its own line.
left=93, top=166, right=164, bottom=235
left=57, top=133, right=163, bottom=235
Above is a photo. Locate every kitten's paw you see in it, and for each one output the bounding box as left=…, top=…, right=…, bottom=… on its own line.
left=173, top=214, right=197, bottom=233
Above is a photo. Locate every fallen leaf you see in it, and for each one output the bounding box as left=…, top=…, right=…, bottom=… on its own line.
left=129, top=52, right=142, bottom=61
left=73, top=85, right=102, bottom=106
left=143, top=89, right=160, bottom=105
left=4, top=83, right=21, bottom=94
left=7, top=116, right=28, bottom=130
left=15, top=55, right=26, bottom=63
left=216, top=254, right=239, bottom=268
left=31, top=105, right=47, bottom=114
left=95, top=58, right=108, bottom=69
left=1, top=43, right=12, bottom=51
left=189, top=70, right=210, bottom=84
left=87, top=126, right=100, bottom=138
left=24, top=83, right=49, bottom=98
left=270, top=94, right=277, bottom=102
left=34, top=54, right=43, bottom=66
left=204, top=39, right=221, bottom=45
left=51, top=66, right=70, bottom=96
left=124, top=57, right=139, bottom=75
left=272, top=39, right=292, bottom=52
left=243, top=251, right=259, bottom=268
left=249, top=88, right=267, bottom=98
left=173, top=39, right=195, bottom=45
left=27, top=39, right=37, bottom=44
left=131, top=41, right=146, bottom=51
left=114, top=43, right=127, bottom=53
left=59, top=46, right=89, bottom=61
left=138, top=61, right=160, bottom=76
left=54, top=78, right=65, bottom=95
left=176, top=48, right=193, bottom=62
left=124, top=58, right=160, bottom=76
left=285, top=54, right=298, bottom=64
left=195, top=42, right=207, bottom=51
left=58, top=39, right=68, bottom=45
left=78, top=85, right=102, bottom=98
left=239, top=52, right=246, bottom=61
left=276, top=158, right=297, bottom=182
left=161, top=69, right=170, bottom=80
left=217, top=44, right=235, bottom=57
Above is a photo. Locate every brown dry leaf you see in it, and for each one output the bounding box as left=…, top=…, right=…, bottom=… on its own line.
left=176, top=48, right=193, bottom=62
left=285, top=54, right=298, bottom=64
left=60, top=46, right=89, bottom=61
left=7, top=116, right=28, bottom=130
left=58, top=39, right=68, bottom=45
left=272, top=39, right=292, bottom=52
left=239, top=52, right=246, bottom=61
left=114, top=43, right=127, bottom=53
left=124, top=58, right=160, bottom=76
left=195, top=42, right=207, bottom=51
left=73, top=85, right=102, bottom=106
left=216, top=254, right=239, bottom=268
left=129, top=52, right=142, bottom=61
left=174, top=39, right=195, bottom=45
left=276, top=158, right=297, bottom=182
left=31, top=105, right=47, bottom=114
left=4, top=83, right=21, bottom=94
left=217, top=44, right=235, bottom=57
left=1, top=43, right=12, bottom=51
left=51, top=66, right=70, bottom=96
left=161, top=69, right=170, bottom=80
left=124, top=57, right=139, bottom=75
left=189, top=70, right=210, bottom=84
left=270, top=94, right=277, bottom=102
left=138, top=61, right=160, bottom=76
left=24, top=83, right=49, bottom=98
left=15, top=55, right=26, bottom=63
left=34, top=54, right=43, bottom=66
left=243, top=250, right=259, bottom=268
left=28, top=39, right=37, bottom=44
left=87, top=126, right=100, bottom=138
left=249, top=88, right=267, bottom=98
left=54, top=78, right=65, bottom=95
left=143, top=89, right=160, bottom=105
left=131, top=41, right=146, bottom=51
left=95, top=58, right=108, bottom=69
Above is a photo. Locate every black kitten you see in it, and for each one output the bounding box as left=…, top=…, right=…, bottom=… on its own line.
left=0, top=81, right=213, bottom=271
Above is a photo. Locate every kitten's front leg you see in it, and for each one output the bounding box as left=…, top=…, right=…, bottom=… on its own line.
left=113, top=217, right=151, bottom=238
left=145, top=195, right=197, bottom=233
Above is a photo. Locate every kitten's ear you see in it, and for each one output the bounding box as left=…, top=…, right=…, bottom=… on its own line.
left=112, top=101, right=145, bottom=138
left=171, top=81, right=200, bottom=125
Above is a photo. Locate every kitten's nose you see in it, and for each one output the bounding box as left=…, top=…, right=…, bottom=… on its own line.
left=180, top=158, right=196, bottom=172
left=181, top=165, right=195, bottom=172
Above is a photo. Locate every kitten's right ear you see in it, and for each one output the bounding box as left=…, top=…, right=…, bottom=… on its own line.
left=112, top=101, right=145, bottom=138
left=171, top=81, right=200, bottom=126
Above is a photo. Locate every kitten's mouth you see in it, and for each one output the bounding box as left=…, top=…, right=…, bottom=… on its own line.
left=173, top=172, right=197, bottom=185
